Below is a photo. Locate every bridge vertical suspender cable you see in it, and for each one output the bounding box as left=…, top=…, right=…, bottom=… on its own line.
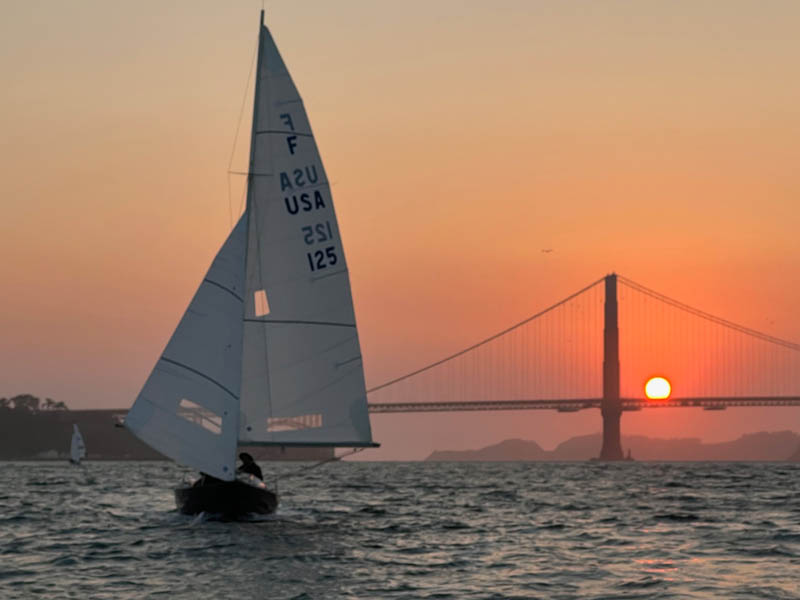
left=366, top=277, right=605, bottom=394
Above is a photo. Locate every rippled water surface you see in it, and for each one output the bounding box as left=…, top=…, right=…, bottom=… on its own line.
left=1, top=461, right=799, bottom=599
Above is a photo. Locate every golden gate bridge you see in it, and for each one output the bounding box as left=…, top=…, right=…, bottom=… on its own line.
left=365, top=274, right=800, bottom=460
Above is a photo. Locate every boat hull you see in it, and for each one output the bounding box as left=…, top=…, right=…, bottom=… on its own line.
left=174, top=479, right=278, bottom=518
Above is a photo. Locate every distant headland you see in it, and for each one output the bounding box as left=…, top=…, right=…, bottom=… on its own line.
left=427, top=432, right=800, bottom=462
left=5, top=394, right=800, bottom=462
left=0, top=394, right=331, bottom=461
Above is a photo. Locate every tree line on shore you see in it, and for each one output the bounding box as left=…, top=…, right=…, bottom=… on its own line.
left=0, top=394, right=68, bottom=412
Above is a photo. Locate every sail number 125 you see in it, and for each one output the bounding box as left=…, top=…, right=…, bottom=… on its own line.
left=307, top=246, right=338, bottom=272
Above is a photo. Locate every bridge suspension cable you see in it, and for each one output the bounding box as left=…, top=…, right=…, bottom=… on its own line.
left=366, top=277, right=605, bottom=394
left=367, top=272, right=800, bottom=409
left=617, top=275, right=800, bottom=400
left=618, top=275, right=800, bottom=353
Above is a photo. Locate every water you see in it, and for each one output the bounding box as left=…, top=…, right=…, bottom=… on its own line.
left=1, top=461, right=799, bottom=599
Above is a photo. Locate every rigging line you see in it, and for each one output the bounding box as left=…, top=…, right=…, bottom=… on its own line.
left=237, top=182, right=248, bottom=221
left=366, top=276, right=606, bottom=394
left=618, top=275, right=800, bottom=352
left=247, top=23, right=275, bottom=427
left=227, top=30, right=259, bottom=227
left=274, top=448, right=364, bottom=481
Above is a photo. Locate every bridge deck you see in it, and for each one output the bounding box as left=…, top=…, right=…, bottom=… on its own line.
left=367, top=397, right=800, bottom=413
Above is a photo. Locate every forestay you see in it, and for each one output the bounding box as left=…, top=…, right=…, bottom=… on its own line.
left=126, top=216, right=247, bottom=480
left=239, top=22, right=374, bottom=446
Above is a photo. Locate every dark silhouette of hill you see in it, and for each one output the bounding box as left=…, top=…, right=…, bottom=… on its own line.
left=427, top=431, right=800, bottom=462
left=425, top=439, right=550, bottom=461
left=0, top=398, right=332, bottom=461
left=789, top=443, right=800, bottom=462
left=0, top=406, right=160, bottom=460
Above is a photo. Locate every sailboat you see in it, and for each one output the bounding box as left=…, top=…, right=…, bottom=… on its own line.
left=124, top=11, right=378, bottom=518
left=70, top=424, right=86, bottom=465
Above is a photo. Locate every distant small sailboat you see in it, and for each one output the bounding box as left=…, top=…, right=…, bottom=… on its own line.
left=124, top=11, right=378, bottom=519
left=70, top=424, right=86, bottom=465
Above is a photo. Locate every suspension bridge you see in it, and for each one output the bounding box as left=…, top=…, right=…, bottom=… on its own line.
left=365, top=274, right=800, bottom=460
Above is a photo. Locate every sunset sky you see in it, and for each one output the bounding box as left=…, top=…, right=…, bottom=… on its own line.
left=2, top=0, right=799, bottom=459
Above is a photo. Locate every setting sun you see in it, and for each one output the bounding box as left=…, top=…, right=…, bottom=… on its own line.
left=645, top=376, right=671, bottom=400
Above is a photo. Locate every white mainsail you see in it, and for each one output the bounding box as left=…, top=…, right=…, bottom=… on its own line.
left=126, top=12, right=376, bottom=480
left=70, top=424, right=86, bottom=464
left=239, top=21, right=373, bottom=446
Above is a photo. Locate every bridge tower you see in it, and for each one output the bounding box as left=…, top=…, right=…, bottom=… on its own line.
left=599, top=273, right=624, bottom=460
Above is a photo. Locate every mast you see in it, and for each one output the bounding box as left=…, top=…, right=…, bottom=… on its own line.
left=237, top=10, right=266, bottom=450
left=245, top=10, right=266, bottom=216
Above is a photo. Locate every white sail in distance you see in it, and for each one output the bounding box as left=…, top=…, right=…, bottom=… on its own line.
left=70, top=424, right=86, bottom=464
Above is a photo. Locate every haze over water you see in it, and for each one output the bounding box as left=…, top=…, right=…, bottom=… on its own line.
left=2, top=461, right=799, bottom=599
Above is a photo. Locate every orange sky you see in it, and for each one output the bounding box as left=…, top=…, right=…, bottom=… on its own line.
left=2, top=1, right=799, bottom=459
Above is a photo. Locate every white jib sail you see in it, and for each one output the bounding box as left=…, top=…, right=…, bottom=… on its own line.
left=70, top=424, right=86, bottom=463
left=238, top=21, right=374, bottom=446
left=126, top=215, right=247, bottom=480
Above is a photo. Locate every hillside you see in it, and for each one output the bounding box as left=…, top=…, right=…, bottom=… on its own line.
left=789, top=443, right=800, bottom=462
left=0, top=406, right=332, bottom=461
left=427, top=431, right=800, bottom=462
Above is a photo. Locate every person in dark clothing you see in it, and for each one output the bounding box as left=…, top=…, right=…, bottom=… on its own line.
left=237, top=452, right=263, bottom=480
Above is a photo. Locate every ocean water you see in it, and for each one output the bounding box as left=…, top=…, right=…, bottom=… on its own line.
left=1, top=461, right=798, bottom=599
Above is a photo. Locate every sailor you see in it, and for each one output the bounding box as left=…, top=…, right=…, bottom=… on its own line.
left=237, top=452, right=263, bottom=480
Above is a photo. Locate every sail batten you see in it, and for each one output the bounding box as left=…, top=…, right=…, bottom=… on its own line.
left=159, top=357, right=240, bottom=400
left=255, top=130, right=315, bottom=137
left=244, top=319, right=355, bottom=328
left=203, top=278, right=245, bottom=302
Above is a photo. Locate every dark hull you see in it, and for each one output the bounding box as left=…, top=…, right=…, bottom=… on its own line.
left=175, top=479, right=278, bottom=519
